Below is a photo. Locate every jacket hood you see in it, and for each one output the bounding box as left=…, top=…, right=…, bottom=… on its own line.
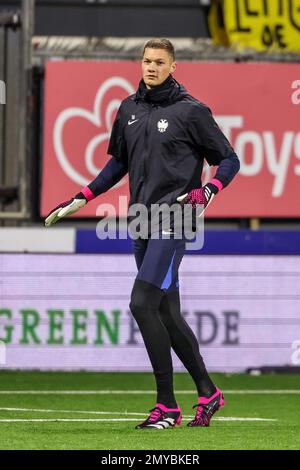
left=134, top=74, right=188, bottom=105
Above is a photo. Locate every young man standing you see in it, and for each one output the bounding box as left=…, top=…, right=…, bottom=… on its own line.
left=45, top=38, right=240, bottom=429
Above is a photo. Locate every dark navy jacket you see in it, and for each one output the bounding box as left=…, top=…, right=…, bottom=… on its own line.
left=106, top=74, right=239, bottom=210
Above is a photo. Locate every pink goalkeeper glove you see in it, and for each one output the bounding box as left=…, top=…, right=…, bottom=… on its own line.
left=44, top=187, right=95, bottom=227
left=177, top=179, right=223, bottom=215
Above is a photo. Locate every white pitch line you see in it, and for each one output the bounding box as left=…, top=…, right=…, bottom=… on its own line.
left=0, top=419, right=140, bottom=422
left=0, top=389, right=299, bottom=395
left=214, top=417, right=277, bottom=422
left=0, top=417, right=277, bottom=423
left=0, top=407, right=145, bottom=416
left=0, top=407, right=278, bottom=422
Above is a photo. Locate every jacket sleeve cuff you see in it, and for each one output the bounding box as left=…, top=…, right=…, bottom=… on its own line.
left=81, top=186, right=96, bottom=202
left=209, top=178, right=223, bottom=192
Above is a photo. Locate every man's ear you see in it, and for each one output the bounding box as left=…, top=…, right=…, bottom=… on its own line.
left=170, top=61, right=177, bottom=74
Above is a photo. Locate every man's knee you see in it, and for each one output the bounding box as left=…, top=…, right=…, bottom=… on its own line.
left=129, top=279, right=164, bottom=320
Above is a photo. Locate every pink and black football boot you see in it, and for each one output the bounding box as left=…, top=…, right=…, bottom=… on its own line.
left=187, top=387, right=225, bottom=427
left=135, top=403, right=182, bottom=430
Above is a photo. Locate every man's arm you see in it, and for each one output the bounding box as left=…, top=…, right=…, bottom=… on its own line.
left=178, top=104, right=240, bottom=212
left=209, top=151, right=240, bottom=190
left=45, top=157, right=128, bottom=227
left=84, top=157, right=128, bottom=199
left=45, top=100, right=128, bottom=227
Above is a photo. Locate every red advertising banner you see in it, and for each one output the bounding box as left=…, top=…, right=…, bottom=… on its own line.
left=41, top=61, right=300, bottom=217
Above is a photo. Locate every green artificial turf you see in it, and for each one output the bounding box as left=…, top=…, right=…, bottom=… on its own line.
left=0, top=371, right=299, bottom=450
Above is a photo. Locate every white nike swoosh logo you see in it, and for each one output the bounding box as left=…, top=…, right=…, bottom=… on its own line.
left=128, top=119, right=139, bottom=125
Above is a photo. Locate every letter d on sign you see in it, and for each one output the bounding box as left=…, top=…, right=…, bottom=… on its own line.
left=0, top=80, right=6, bottom=104
left=0, top=340, right=6, bottom=365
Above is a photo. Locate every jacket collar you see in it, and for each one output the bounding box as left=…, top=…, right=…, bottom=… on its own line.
left=134, top=74, right=185, bottom=105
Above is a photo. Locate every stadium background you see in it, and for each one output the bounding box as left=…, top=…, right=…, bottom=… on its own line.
left=0, top=0, right=299, bottom=451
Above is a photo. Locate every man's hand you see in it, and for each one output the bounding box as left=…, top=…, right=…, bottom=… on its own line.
left=177, top=182, right=219, bottom=216
left=45, top=192, right=87, bottom=227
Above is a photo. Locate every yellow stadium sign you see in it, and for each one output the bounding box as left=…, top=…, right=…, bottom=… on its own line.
left=220, top=0, right=300, bottom=52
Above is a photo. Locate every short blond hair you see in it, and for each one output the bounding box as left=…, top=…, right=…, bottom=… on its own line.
left=143, top=38, right=175, bottom=61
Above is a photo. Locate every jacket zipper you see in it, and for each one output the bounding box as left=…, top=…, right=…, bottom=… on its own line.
left=140, top=104, right=154, bottom=204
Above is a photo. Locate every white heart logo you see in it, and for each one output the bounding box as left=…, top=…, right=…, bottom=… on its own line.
left=53, top=76, right=135, bottom=187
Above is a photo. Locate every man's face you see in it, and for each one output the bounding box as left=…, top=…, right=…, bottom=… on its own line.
left=142, top=48, right=176, bottom=89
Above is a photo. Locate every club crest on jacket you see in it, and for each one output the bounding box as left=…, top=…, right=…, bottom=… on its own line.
left=157, top=119, right=168, bottom=133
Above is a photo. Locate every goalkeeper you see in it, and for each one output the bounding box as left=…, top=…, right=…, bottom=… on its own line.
left=45, top=38, right=240, bottom=430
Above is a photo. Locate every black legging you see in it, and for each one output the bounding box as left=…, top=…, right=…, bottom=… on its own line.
left=158, top=289, right=215, bottom=398
left=130, top=236, right=216, bottom=407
